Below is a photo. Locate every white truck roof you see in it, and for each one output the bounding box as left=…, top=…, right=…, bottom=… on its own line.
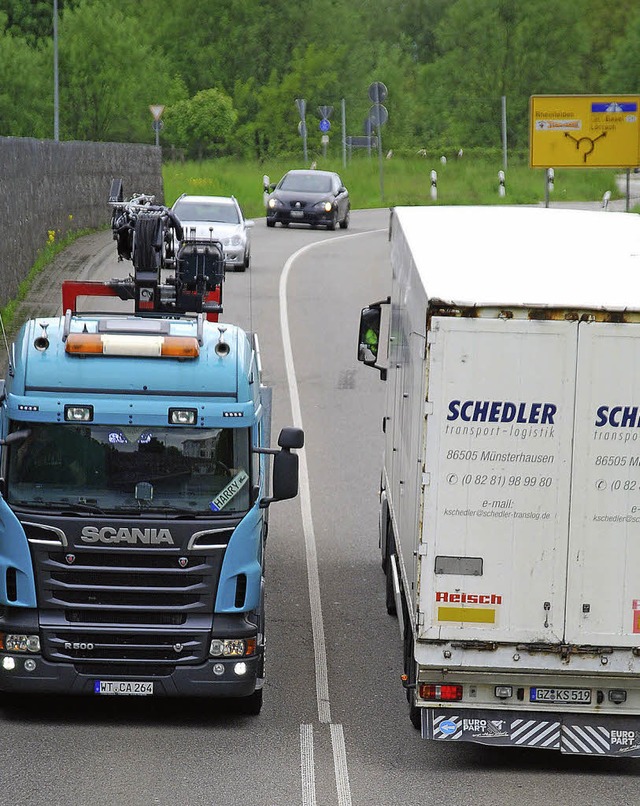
left=393, top=206, right=640, bottom=311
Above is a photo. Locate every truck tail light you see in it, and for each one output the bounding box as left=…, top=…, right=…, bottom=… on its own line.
left=419, top=683, right=463, bottom=701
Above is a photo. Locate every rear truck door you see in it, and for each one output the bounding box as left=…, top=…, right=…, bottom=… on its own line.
left=418, top=317, right=578, bottom=644
left=566, top=322, right=640, bottom=646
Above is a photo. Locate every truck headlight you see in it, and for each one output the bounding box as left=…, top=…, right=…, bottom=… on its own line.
left=209, top=637, right=257, bottom=657
left=2, top=634, right=41, bottom=653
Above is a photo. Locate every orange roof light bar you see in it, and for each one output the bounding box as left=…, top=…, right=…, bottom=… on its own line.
left=65, top=333, right=200, bottom=358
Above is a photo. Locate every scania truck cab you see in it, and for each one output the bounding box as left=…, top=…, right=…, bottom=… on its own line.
left=0, top=189, right=302, bottom=712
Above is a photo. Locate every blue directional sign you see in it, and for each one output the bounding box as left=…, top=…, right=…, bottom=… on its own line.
left=319, top=119, right=331, bottom=132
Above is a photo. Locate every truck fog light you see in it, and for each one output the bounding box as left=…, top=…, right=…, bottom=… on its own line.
left=233, top=662, right=247, bottom=676
left=609, top=689, right=627, bottom=704
left=212, top=663, right=225, bottom=676
left=24, top=659, right=36, bottom=672
left=168, top=408, right=197, bottom=425
left=494, top=685, right=513, bottom=699
left=2, top=657, right=16, bottom=671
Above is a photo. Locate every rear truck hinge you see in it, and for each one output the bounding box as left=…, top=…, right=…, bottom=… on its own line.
left=416, top=609, right=425, bottom=628
left=422, top=472, right=430, bottom=488
left=414, top=542, right=428, bottom=558
left=424, top=400, right=433, bottom=418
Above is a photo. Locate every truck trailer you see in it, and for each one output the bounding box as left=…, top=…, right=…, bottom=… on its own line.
left=0, top=190, right=302, bottom=712
left=358, top=205, right=640, bottom=756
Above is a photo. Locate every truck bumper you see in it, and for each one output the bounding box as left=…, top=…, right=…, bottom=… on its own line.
left=0, top=652, right=261, bottom=699
left=423, top=707, right=640, bottom=757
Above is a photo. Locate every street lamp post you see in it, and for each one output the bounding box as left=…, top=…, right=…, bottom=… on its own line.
left=53, top=0, right=59, bottom=141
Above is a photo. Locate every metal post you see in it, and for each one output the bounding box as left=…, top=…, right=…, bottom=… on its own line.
left=626, top=168, right=630, bottom=212
left=501, top=95, right=507, bottom=171
left=341, top=98, right=346, bottom=169
left=303, top=119, right=308, bottom=164
left=376, top=85, right=384, bottom=203
left=53, top=0, right=59, bottom=141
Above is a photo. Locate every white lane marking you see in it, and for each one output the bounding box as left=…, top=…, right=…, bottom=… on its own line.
left=300, top=723, right=316, bottom=806
left=282, top=229, right=385, bottom=806
left=331, top=723, right=353, bottom=806
left=279, top=229, right=385, bottom=724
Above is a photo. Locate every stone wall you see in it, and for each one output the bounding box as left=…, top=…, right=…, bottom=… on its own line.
left=0, top=137, right=163, bottom=308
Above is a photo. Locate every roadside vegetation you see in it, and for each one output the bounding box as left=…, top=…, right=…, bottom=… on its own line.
left=163, top=155, right=622, bottom=219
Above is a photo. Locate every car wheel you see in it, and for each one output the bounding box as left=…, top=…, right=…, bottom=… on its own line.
left=327, top=213, right=337, bottom=231
left=339, top=208, right=350, bottom=229
left=281, top=221, right=289, bottom=227
left=266, top=219, right=275, bottom=228
left=244, top=252, right=250, bottom=270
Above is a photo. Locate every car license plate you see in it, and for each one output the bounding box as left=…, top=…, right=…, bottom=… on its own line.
left=530, top=687, right=591, bottom=704
left=95, top=680, right=154, bottom=695
left=290, top=210, right=304, bottom=218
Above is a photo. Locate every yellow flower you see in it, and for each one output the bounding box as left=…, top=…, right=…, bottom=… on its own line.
left=47, top=230, right=56, bottom=244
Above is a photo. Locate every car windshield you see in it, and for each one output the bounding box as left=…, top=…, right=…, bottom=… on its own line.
left=6, top=422, right=251, bottom=516
left=173, top=200, right=240, bottom=225
left=279, top=174, right=333, bottom=193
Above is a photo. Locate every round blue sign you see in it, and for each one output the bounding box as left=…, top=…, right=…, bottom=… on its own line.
left=319, top=118, right=331, bottom=132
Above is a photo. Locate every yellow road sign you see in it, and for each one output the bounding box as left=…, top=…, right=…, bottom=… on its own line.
left=530, top=94, right=640, bottom=168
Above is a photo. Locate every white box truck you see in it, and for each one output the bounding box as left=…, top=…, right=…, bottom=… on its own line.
left=358, top=205, right=640, bottom=757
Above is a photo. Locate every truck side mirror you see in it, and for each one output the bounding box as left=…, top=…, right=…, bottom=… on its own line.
left=357, top=298, right=390, bottom=380
left=257, top=427, right=304, bottom=507
left=358, top=305, right=381, bottom=366
left=272, top=449, right=299, bottom=501
left=278, top=427, right=304, bottom=450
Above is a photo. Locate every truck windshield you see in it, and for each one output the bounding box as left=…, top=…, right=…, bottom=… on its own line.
left=6, top=422, right=251, bottom=516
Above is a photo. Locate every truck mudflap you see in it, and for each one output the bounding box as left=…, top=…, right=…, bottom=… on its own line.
left=424, top=709, right=640, bottom=757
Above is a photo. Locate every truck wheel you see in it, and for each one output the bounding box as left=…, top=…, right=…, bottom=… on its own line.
left=385, top=553, right=397, bottom=616
left=235, top=687, right=263, bottom=715
left=403, top=627, right=421, bottom=730
left=409, top=699, right=421, bottom=731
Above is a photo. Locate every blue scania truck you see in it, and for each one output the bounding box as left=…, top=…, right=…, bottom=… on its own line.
left=0, top=188, right=302, bottom=712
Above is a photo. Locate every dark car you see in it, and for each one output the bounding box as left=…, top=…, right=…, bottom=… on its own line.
left=265, top=169, right=350, bottom=230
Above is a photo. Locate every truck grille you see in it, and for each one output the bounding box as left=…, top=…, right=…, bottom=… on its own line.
left=30, top=544, right=224, bottom=666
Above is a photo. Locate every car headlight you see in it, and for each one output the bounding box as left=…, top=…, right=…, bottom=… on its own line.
left=220, top=235, right=243, bottom=247
left=315, top=200, right=334, bottom=212
left=268, top=198, right=282, bottom=210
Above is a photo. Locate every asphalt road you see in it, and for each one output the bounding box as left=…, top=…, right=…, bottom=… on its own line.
left=2, top=208, right=640, bottom=805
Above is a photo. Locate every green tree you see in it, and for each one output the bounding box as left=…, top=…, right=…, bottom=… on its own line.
left=58, top=0, right=186, bottom=142
left=0, top=20, right=50, bottom=137
left=417, top=0, right=588, bottom=151
left=164, top=88, right=237, bottom=159
left=601, top=8, right=640, bottom=92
